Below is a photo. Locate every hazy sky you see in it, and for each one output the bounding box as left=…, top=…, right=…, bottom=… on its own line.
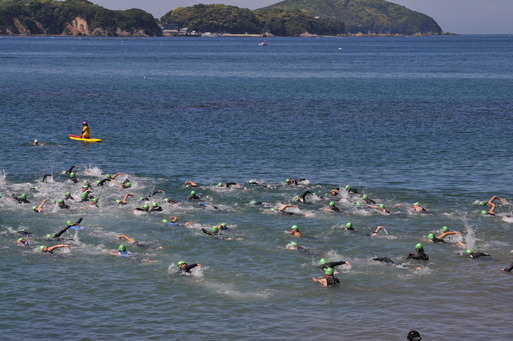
left=90, top=0, right=513, bottom=34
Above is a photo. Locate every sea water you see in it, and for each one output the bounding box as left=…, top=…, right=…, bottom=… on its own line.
left=0, top=35, right=512, bottom=340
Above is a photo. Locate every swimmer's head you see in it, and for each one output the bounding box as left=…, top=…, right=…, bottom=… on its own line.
left=116, top=200, right=121, bottom=204
left=319, top=258, right=327, bottom=265
left=290, top=242, right=298, bottom=247
left=217, top=183, right=223, bottom=187
left=162, top=219, right=169, bottom=223
left=345, top=185, right=350, bottom=190
left=325, top=267, right=335, bottom=276
left=66, top=220, right=73, bottom=226
left=96, top=180, right=101, bottom=184
left=285, top=179, right=290, bottom=183
left=45, top=234, right=53, bottom=239
left=51, top=200, right=56, bottom=204
left=164, top=198, right=170, bottom=202
left=220, top=223, right=226, bottom=227
left=58, top=199, right=64, bottom=203
left=83, top=121, right=87, bottom=125
left=69, top=172, right=75, bottom=178
left=190, top=191, right=196, bottom=195
left=362, top=195, right=368, bottom=200
left=65, top=192, right=71, bottom=196
left=81, top=192, right=88, bottom=198
left=139, top=197, right=145, bottom=201
left=356, top=202, right=362, bottom=206
left=248, top=180, right=256, bottom=184
left=83, top=185, right=89, bottom=189
left=177, top=261, right=186, bottom=267
left=465, top=249, right=473, bottom=254
left=407, top=330, right=422, bottom=341
left=212, top=226, right=219, bottom=233
left=21, top=193, right=27, bottom=199
left=481, top=210, right=488, bottom=215
left=118, top=244, right=126, bottom=252
left=379, top=204, right=385, bottom=209
left=291, top=225, right=299, bottom=230
left=479, top=201, right=486, bottom=205
left=143, top=204, right=149, bottom=210
left=39, top=245, right=47, bottom=251
left=294, top=195, right=300, bottom=201
left=329, top=201, right=335, bottom=207
left=427, top=233, right=435, bottom=239
left=414, top=202, right=420, bottom=206
left=152, top=202, right=158, bottom=207
left=105, top=174, right=111, bottom=179
left=415, top=243, right=424, bottom=250
left=34, top=139, right=38, bottom=143
left=441, top=226, right=449, bottom=232
left=32, top=206, right=37, bottom=211
left=346, top=222, right=353, bottom=228
left=125, top=182, right=131, bottom=187
left=92, top=198, right=98, bottom=203
left=250, top=200, right=256, bottom=204
left=269, top=208, right=276, bottom=212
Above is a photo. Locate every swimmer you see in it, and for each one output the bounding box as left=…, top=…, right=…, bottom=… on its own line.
left=407, top=330, right=422, bottom=341
left=344, top=185, right=359, bottom=194
left=88, top=197, right=99, bottom=208
left=40, top=244, right=70, bottom=253
left=117, top=193, right=135, bottom=205
left=287, top=242, right=317, bottom=255
left=110, top=244, right=129, bottom=257
left=501, top=261, right=513, bottom=272
left=278, top=204, right=298, bottom=214
left=184, top=181, right=199, bottom=188
left=119, top=179, right=131, bottom=189
left=16, top=229, right=31, bottom=236
left=481, top=203, right=497, bottom=215
left=140, top=190, right=164, bottom=201
left=163, top=216, right=193, bottom=226
left=57, top=199, right=70, bottom=209
left=322, top=201, right=341, bottom=212
left=80, top=190, right=91, bottom=202
left=177, top=261, right=202, bottom=274
left=427, top=226, right=466, bottom=246
left=198, top=202, right=218, bottom=210
left=290, top=225, right=303, bottom=237
left=150, top=202, right=163, bottom=212
left=372, top=257, right=422, bottom=270
left=133, top=204, right=150, bottom=213
left=12, top=193, right=30, bottom=204
left=117, top=234, right=147, bottom=248
left=201, top=226, right=222, bottom=237
left=217, top=223, right=228, bottom=230
left=67, top=172, right=79, bottom=183
left=362, top=195, right=376, bottom=204
left=294, top=191, right=312, bottom=203
left=81, top=121, right=90, bottom=138
left=285, top=178, right=309, bottom=186
left=407, top=243, right=429, bottom=261
left=163, top=197, right=179, bottom=205
left=246, top=180, right=271, bottom=188
left=461, top=249, right=490, bottom=259
left=64, top=191, right=75, bottom=200
left=46, top=218, right=83, bottom=240
left=17, top=238, right=29, bottom=246
left=96, top=173, right=123, bottom=186
left=319, top=258, right=351, bottom=271
left=330, top=188, right=339, bottom=196
left=368, top=204, right=390, bottom=213
left=41, top=174, right=54, bottom=182
left=63, top=165, right=78, bottom=175
left=479, top=195, right=507, bottom=206
left=188, top=190, right=200, bottom=201
left=413, top=202, right=426, bottom=212
left=343, top=222, right=383, bottom=236
left=312, top=267, right=340, bottom=287
left=32, top=198, right=50, bottom=213
left=217, top=182, right=240, bottom=188
left=32, top=139, right=45, bottom=146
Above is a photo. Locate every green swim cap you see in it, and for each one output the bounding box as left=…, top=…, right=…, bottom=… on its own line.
left=414, top=202, right=420, bottom=206
left=290, top=242, right=298, bottom=246
left=415, top=243, right=424, bottom=250
left=442, top=226, right=449, bottom=232
left=479, top=201, right=486, bottom=205
left=217, top=183, right=223, bottom=187
left=356, top=202, right=362, bottom=206
left=152, top=202, right=158, bottom=207
left=51, top=200, right=56, bottom=204
left=294, top=195, right=300, bottom=201
left=58, top=199, right=64, bottom=203
left=40, top=245, right=46, bottom=251
left=325, top=267, right=335, bottom=276
left=32, top=206, right=37, bottom=211
left=162, top=219, right=169, bottom=223
left=345, top=185, right=350, bottom=190
left=346, top=222, right=353, bottom=228
left=66, top=220, right=73, bottom=226
left=140, top=197, right=145, bottom=201
left=35, top=186, right=40, bottom=190
left=118, top=244, right=126, bottom=251
left=125, top=182, right=131, bottom=187
left=427, top=233, right=435, bottom=239
left=270, top=208, right=276, bottom=211
left=319, top=258, right=327, bottom=265
left=92, top=198, right=98, bottom=203
left=250, top=200, right=256, bottom=204
left=81, top=192, right=87, bottom=198
left=70, top=172, right=75, bottom=177
left=465, top=249, right=473, bottom=254
left=106, top=174, right=111, bottom=179
left=481, top=210, right=488, bottom=214
left=248, top=180, right=256, bottom=184
left=212, top=226, right=219, bottom=233
left=379, top=204, right=385, bottom=209
left=312, top=193, right=317, bottom=196
left=190, top=191, right=196, bottom=195
left=285, top=179, right=290, bottom=182
left=329, top=201, right=335, bottom=207
left=291, top=225, right=299, bottom=230
left=45, top=234, right=53, bottom=239
left=116, top=200, right=121, bottom=204
left=83, top=180, right=88, bottom=184
left=83, top=185, right=89, bottom=189
left=143, top=204, right=149, bottom=210
left=18, top=238, right=25, bottom=241
left=177, top=261, right=186, bottom=267
left=362, top=195, right=368, bottom=200
left=221, top=223, right=226, bottom=227
left=96, top=180, right=101, bottom=184
left=21, top=193, right=27, bottom=199
left=65, top=192, right=71, bottom=196
left=164, top=198, right=170, bottom=202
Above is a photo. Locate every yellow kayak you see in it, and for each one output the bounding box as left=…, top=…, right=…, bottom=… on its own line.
left=68, top=134, right=102, bottom=142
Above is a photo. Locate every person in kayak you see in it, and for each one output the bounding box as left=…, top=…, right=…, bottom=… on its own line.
left=81, top=121, right=90, bottom=138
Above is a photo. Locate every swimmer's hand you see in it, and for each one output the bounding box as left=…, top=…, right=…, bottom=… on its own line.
left=345, top=262, right=351, bottom=267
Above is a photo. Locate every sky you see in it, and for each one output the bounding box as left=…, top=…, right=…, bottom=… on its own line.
left=90, top=0, right=513, bottom=34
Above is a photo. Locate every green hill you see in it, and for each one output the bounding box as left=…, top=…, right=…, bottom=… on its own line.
left=0, top=0, right=161, bottom=36
left=257, top=0, right=443, bottom=35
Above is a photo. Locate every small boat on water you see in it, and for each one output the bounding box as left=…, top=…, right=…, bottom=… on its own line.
left=259, top=41, right=267, bottom=46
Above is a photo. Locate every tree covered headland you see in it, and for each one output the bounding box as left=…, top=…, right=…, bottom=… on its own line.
left=161, top=4, right=345, bottom=36
left=0, top=0, right=162, bottom=36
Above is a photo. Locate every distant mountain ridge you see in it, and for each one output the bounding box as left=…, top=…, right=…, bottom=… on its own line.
left=258, top=0, right=443, bottom=35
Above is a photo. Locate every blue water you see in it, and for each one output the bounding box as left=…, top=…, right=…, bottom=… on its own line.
left=0, top=35, right=513, bottom=340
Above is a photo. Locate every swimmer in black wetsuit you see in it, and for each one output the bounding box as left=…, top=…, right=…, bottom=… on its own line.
left=426, top=227, right=466, bottom=247
left=201, top=226, right=222, bottom=237
left=362, top=195, right=376, bottom=204
left=16, top=229, right=31, bottom=236
left=67, top=172, right=79, bottom=183
left=150, top=202, right=163, bottom=212
left=58, top=199, right=70, bottom=209
left=119, top=179, right=131, bottom=189
left=39, top=244, right=70, bottom=253
left=290, top=225, right=303, bottom=237
left=407, top=243, right=429, bottom=261
left=63, top=165, right=78, bottom=175
left=133, top=204, right=150, bottom=213
left=312, top=267, right=340, bottom=287
left=17, top=238, right=29, bottom=246
left=278, top=204, right=300, bottom=215
left=45, top=218, right=83, bottom=240
left=140, top=190, right=164, bottom=201
left=285, top=178, right=309, bottom=186
left=188, top=191, right=200, bottom=201
left=319, top=258, right=351, bottom=271
left=163, top=197, right=179, bottom=205
left=330, top=188, right=339, bottom=196
left=12, top=193, right=30, bottom=204
left=462, top=249, right=490, bottom=259
left=96, top=173, right=123, bottom=186
left=177, top=261, right=202, bottom=274
left=286, top=242, right=318, bottom=256
left=368, top=204, right=390, bottom=213
left=501, top=261, right=513, bottom=272
left=294, top=191, right=312, bottom=203
left=372, top=257, right=422, bottom=270
left=80, top=190, right=91, bottom=202
left=322, top=201, right=341, bottom=212
left=342, top=222, right=383, bottom=236
left=41, top=174, right=54, bottom=183
left=246, top=180, right=271, bottom=188
left=344, top=185, right=360, bottom=194
left=117, top=193, right=135, bottom=205
left=64, top=191, right=75, bottom=200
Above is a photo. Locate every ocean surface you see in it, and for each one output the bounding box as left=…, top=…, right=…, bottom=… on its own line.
left=0, top=35, right=512, bottom=340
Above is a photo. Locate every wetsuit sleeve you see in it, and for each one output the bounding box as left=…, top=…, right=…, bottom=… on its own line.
left=201, top=228, right=213, bottom=236
left=504, top=262, right=513, bottom=272
left=66, top=166, right=76, bottom=174
left=75, top=217, right=83, bottom=225
left=53, top=225, right=72, bottom=238
left=327, top=261, right=347, bottom=268
left=184, top=264, right=198, bottom=272
left=11, top=194, right=22, bottom=204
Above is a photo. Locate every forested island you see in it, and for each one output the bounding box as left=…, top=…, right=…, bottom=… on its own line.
left=0, top=0, right=444, bottom=37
